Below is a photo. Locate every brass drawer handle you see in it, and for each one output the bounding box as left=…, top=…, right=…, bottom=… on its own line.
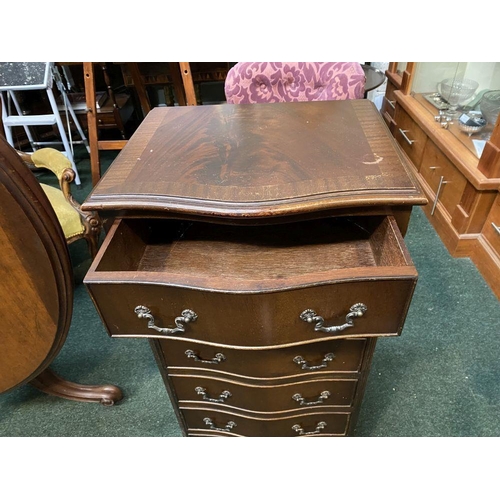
left=292, top=421, right=327, bottom=436
left=300, top=303, right=367, bottom=334
left=492, top=222, right=500, bottom=235
left=399, top=128, right=415, bottom=145
left=203, top=417, right=236, bottom=433
left=195, top=387, right=232, bottom=403
left=134, top=306, right=197, bottom=335
left=292, top=391, right=331, bottom=406
left=293, top=353, right=335, bottom=371
left=185, top=350, right=226, bottom=364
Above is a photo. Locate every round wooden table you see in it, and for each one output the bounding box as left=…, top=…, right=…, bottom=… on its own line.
left=0, top=137, right=122, bottom=405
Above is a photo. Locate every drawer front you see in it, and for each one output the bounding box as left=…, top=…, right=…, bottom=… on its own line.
left=381, top=81, right=397, bottom=120
left=420, top=140, right=467, bottom=217
left=87, top=278, right=416, bottom=345
left=182, top=408, right=350, bottom=437
left=483, top=193, right=500, bottom=255
left=160, top=337, right=366, bottom=379
left=170, top=374, right=358, bottom=413
left=394, top=105, right=427, bottom=168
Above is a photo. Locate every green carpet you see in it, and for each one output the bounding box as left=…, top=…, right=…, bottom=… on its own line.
left=1, top=147, right=499, bottom=437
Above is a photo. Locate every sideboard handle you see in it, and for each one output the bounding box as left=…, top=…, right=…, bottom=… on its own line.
left=399, top=129, right=415, bottom=145
left=292, top=421, right=327, bottom=436
left=195, top=387, right=232, bottom=403
left=292, top=391, right=331, bottom=406
left=203, top=417, right=236, bottom=433
left=431, top=175, right=448, bottom=216
left=491, top=222, right=500, bottom=235
left=300, top=303, right=367, bottom=334
left=134, top=306, right=197, bottom=335
left=293, top=353, right=335, bottom=371
left=185, top=350, right=226, bottom=364
left=384, top=97, right=396, bottom=110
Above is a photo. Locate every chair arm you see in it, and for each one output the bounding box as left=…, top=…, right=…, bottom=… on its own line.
left=17, top=148, right=80, bottom=207
left=30, top=147, right=73, bottom=180
left=16, top=148, right=102, bottom=256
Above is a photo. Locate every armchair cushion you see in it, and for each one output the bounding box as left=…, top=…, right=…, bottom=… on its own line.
left=31, top=148, right=72, bottom=179
left=225, top=62, right=366, bottom=104
left=40, top=184, right=84, bottom=240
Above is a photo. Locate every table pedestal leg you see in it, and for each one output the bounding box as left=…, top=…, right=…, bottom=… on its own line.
left=30, top=367, right=123, bottom=406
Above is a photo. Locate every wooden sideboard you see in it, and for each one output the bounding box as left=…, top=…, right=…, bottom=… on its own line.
left=471, top=188, right=500, bottom=296
left=381, top=63, right=500, bottom=299
left=83, top=100, right=426, bottom=436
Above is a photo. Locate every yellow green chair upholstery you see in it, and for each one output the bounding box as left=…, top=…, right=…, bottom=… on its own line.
left=17, top=148, right=102, bottom=259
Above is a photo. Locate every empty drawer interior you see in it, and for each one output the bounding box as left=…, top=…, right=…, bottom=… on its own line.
left=95, top=216, right=412, bottom=281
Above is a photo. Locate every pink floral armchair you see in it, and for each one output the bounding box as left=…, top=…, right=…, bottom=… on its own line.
left=224, top=62, right=365, bottom=104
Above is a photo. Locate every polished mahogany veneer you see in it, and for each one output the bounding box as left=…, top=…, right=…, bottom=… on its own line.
left=83, top=100, right=425, bottom=219
left=84, top=100, right=426, bottom=436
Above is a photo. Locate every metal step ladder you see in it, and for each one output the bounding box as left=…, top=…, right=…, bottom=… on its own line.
left=0, top=62, right=90, bottom=185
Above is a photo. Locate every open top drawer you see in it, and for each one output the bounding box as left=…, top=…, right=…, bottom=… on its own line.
left=85, top=215, right=418, bottom=347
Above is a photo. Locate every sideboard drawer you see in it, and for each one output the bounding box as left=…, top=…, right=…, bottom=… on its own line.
left=394, top=105, right=428, bottom=168
left=482, top=193, right=500, bottom=256
left=420, top=139, right=467, bottom=217
left=85, top=216, right=418, bottom=346
left=381, top=80, right=397, bottom=124
left=160, top=337, right=367, bottom=379
left=171, top=374, right=357, bottom=413
left=182, top=408, right=350, bottom=437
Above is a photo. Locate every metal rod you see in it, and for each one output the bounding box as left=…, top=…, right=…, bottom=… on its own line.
left=431, top=175, right=447, bottom=216
left=399, top=129, right=415, bottom=145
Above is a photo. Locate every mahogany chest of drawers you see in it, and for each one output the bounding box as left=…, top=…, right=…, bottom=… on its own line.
left=83, top=100, right=427, bottom=436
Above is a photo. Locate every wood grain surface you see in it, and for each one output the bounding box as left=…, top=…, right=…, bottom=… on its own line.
left=83, top=100, right=426, bottom=218
left=81, top=99, right=426, bottom=436
left=0, top=138, right=73, bottom=393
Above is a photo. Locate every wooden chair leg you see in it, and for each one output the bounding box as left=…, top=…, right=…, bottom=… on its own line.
left=127, top=63, right=151, bottom=118
left=84, top=231, right=100, bottom=261
left=30, top=367, right=123, bottom=406
left=83, top=62, right=101, bottom=186
left=169, top=62, right=187, bottom=106
left=100, top=63, right=127, bottom=140
left=179, top=62, right=197, bottom=106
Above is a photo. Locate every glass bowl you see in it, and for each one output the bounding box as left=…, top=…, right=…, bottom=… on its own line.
left=438, top=77, right=479, bottom=107
left=480, top=90, right=500, bottom=125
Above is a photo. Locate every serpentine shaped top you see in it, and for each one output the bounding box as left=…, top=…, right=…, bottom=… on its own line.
left=83, top=100, right=426, bottom=219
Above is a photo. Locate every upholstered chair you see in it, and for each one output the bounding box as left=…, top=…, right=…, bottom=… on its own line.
left=17, top=148, right=102, bottom=259
left=224, top=62, right=366, bottom=104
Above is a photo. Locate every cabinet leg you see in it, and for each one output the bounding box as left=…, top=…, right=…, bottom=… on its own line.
left=30, top=367, right=123, bottom=406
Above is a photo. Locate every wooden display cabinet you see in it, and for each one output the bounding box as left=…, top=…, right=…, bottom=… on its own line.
left=383, top=62, right=500, bottom=299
